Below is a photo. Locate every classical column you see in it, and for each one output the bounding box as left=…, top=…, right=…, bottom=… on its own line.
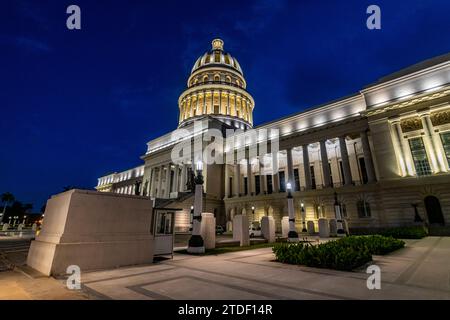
left=157, top=166, right=163, bottom=198
left=180, top=164, right=187, bottom=192
left=272, top=152, right=280, bottom=193
left=246, top=158, right=253, bottom=196
left=302, top=144, right=312, bottom=190
left=360, top=130, right=377, bottom=183
left=286, top=148, right=295, bottom=191
left=164, top=164, right=171, bottom=198
left=149, top=167, right=156, bottom=197
left=227, top=91, right=230, bottom=115
left=173, top=165, right=179, bottom=192
left=390, top=118, right=414, bottom=176
left=224, top=164, right=230, bottom=198
left=418, top=110, right=446, bottom=173
left=339, top=136, right=353, bottom=186
left=259, top=158, right=265, bottom=194
left=234, top=162, right=240, bottom=197
left=319, top=140, right=331, bottom=188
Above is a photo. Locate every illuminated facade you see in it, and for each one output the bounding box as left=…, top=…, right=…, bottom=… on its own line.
left=97, top=40, right=450, bottom=234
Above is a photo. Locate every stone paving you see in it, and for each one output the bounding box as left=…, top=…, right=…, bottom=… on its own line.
left=80, top=236, right=450, bottom=300
left=1, top=236, right=449, bottom=299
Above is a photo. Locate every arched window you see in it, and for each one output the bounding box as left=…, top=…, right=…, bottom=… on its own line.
left=236, top=79, right=240, bottom=87
left=226, top=76, right=231, bottom=83
left=214, top=74, right=220, bottom=82
left=203, top=75, right=209, bottom=83
left=357, top=200, right=371, bottom=218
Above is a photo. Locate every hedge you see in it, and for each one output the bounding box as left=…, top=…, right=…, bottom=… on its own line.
left=273, top=235, right=405, bottom=271
left=350, top=226, right=428, bottom=239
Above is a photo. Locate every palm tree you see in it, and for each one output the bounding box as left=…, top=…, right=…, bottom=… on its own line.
left=1, top=192, right=15, bottom=223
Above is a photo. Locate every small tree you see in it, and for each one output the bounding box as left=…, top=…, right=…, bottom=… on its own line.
left=1, top=192, right=15, bottom=223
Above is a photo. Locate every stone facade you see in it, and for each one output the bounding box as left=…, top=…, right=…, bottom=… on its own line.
left=96, top=40, right=450, bottom=234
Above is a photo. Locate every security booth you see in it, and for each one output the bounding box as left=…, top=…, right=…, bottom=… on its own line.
left=152, top=207, right=182, bottom=259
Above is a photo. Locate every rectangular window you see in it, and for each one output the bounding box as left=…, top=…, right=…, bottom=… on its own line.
left=229, top=177, right=233, bottom=196
left=441, top=132, right=450, bottom=166
left=267, top=175, right=273, bottom=194
left=279, top=171, right=286, bottom=192
left=255, top=175, right=260, bottom=194
left=294, top=168, right=300, bottom=191
left=359, top=157, right=368, bottom=184
left=244, top=177, right=248, bottom=195
left=357, top=201, right=371, bottom=218
left=339, top=161, right=345, bottom=185
left=328, top=163, right=333, bottom=186
left=310, top=166, right=316, bottom=189
left=409, top=137, right=432, bottom=176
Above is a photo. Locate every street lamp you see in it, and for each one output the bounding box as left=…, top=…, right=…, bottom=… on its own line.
left=187, top=160, right=205, bottom=253
left=22, top=215, right=27, bottom=225
left=334, top=191, right=345, bottom=236
left=286, top=182, right=299, bottom=242
left=251, top=206, right=255, bottom=222
left=301, top=201, right=307, bottom=232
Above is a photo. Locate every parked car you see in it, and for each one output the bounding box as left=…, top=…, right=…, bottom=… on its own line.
left=216, top=225, right=225, bottom=234
left=249, top=225, right=262, bottom=237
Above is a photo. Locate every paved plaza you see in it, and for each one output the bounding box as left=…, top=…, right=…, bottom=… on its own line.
left=80, top=236, right=450, bottom=300
left=0, top=236, right=450, bottom=299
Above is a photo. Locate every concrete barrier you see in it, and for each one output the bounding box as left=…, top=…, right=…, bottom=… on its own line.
left=201, top=213, right=216, bottom=249
left=329, top=219, right=337, bottom=237
left=27, top=189, right=154, bottom=276
left=261, top=216, right=276, bottom=243
left=307, top=221, right=315, bottom=235
left=318, top=218, right=330, bottom=238
left=281, top=216, right=289, bottom=238
left=233, top=215, right=249, bottom=246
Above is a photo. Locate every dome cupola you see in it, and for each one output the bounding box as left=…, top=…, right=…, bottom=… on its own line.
left=178, top=39, right=255, bottom=129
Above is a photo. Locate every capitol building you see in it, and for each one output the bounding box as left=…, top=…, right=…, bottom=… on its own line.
left=96, top=39, right=450, bottom=234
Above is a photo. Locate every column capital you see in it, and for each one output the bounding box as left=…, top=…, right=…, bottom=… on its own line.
left=388, top=116, right=401, bottom=124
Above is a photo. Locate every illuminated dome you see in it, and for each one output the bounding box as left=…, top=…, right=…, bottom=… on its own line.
left=191, top=39, right=243, bottom=75
left=178, top=39, right=254, bottom=129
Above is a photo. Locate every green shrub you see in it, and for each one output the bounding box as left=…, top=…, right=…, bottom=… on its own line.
left=379, top=226, right=428, bottom=239
left=272, top=235, right=405, bottom=271
left=350, top=226, right=428, bottom=239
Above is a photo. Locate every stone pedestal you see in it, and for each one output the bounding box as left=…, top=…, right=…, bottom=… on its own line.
left=18, top=224, right=24, bottom=231
left=2, top=223, right=9, bottom=231
left=226, top=221, right=233, bottom=232
left=261, top=216, right=276, bottom=243
left=318, top=218, right=330, bottom=238
left=27, top=189, right=154, bottom=276
left=329, top=219, right=337, bottom=237
left=281, top=216, right=289, bottom=238
left=233, top=215, right=249, bottom=246
left=201, top=213, right=216, bottom=249
left=307, top=221, right=315, bottom=235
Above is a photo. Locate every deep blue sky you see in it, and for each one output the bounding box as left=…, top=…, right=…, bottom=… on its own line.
left=1, top=0, right=449, bottom=209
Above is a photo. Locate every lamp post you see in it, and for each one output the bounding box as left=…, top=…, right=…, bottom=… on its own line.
left=13, top=216, right=18, bottom=227
left=334, top=191, right=345, bottom=236
left=187, top=161, right=205, bottom=254
left=300, top=201, right=307, bottom=232
left=286, top=182, right=299, bottom=242
left=251, top=206, right=255, bottom=223
left=8, top=216, right=12, bottom=225
left=22, top=215, right=27, bottom=225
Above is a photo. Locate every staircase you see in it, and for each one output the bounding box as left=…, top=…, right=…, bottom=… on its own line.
left=154, top=191, right=194, bottom=208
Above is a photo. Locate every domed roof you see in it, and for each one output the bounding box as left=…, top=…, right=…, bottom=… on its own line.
left=191, top=39, right=243, bottom=75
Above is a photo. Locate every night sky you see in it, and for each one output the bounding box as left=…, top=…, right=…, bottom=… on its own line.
left=1, top=0, right=450, bottom=209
